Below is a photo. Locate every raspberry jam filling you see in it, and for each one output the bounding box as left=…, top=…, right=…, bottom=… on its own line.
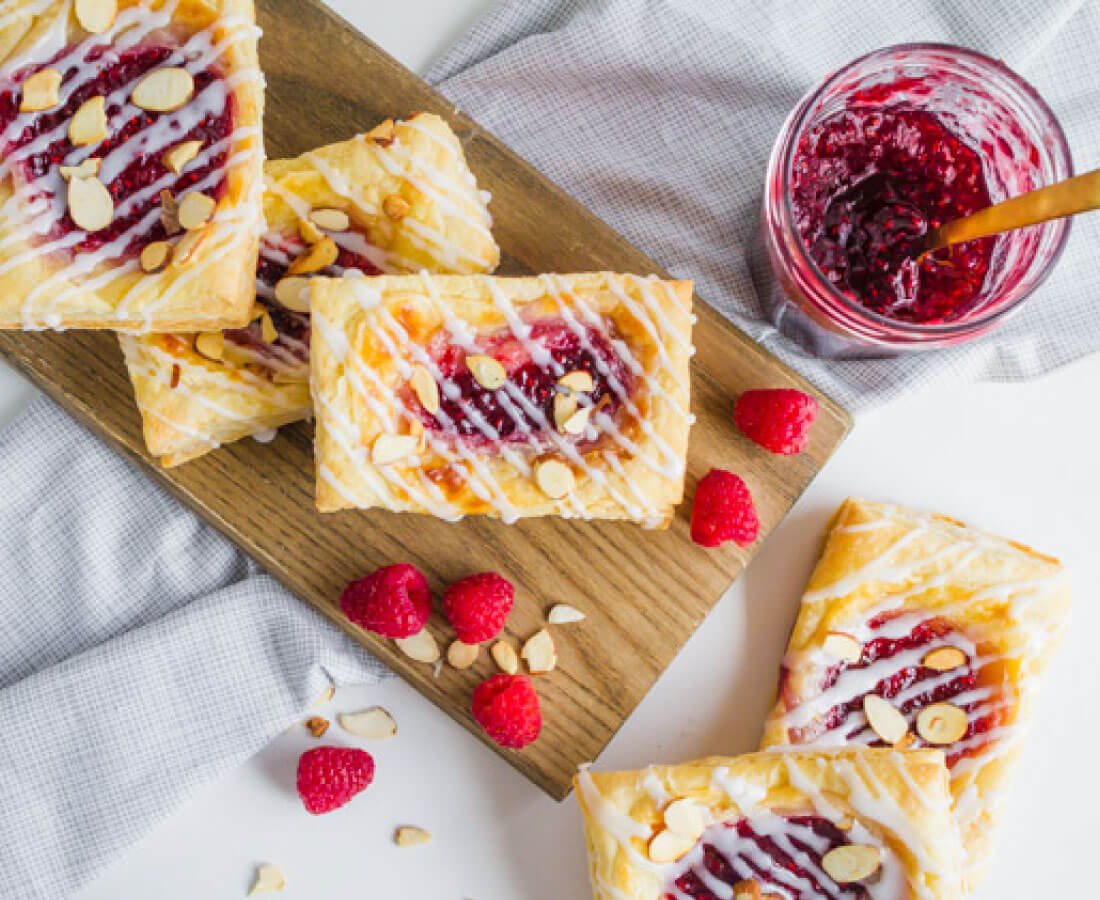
left=785, top=615, right=1001, bottom=767
left=791, top=105, right=995, bottom=323
left=223, top=231, right=381, bottom=372
left=420, top=320, right=634, bottom=443
left=0, top=43, right=234, bottom=256
left=669, top=815, right=868, bottom=900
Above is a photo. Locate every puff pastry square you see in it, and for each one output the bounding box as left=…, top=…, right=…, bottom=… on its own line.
left=760, top=498, right=1071, bottom=887
left=0, top=0, right=265, bottom=331
left=309, top=272, right=694, bottom=526
left=120, top=113, right=499, bottom=466
left=575, top=747, right=965, bottom=900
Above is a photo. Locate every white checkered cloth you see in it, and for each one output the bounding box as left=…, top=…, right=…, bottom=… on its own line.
left=3, top=1, right=1100, bottom=896
left=428, top=0, right=1100, bottom=408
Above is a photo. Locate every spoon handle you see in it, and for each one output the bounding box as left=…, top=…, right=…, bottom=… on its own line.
left=925, top=166, right=1100, bottom=253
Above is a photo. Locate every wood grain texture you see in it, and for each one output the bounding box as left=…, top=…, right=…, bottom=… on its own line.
left=0, top=0, right=852, bottom=799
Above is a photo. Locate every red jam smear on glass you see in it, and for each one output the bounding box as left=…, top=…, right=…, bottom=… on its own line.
left=670, top=816, right=867, bottom=900
left=786, top=615, right=1002, bottom=767
left=0, top=44, right=235, bottom=256
left=421, top=320, right=633, bottom=443
left=223, top=233, right=382, bottom=368
left=791, top=106, right=995, bottom=323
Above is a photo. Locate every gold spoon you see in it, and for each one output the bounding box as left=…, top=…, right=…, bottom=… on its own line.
left=921, top=166, right=1098, bottom=257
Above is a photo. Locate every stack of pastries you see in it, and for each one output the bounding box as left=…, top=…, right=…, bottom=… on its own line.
left=577, top=498, right=1071, bottom=898
left=0, top=0, right=695, bottom=525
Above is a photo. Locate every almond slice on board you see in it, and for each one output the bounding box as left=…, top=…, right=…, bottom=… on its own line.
left=371, top=433, right=420, bottom=466
left=75, top=0, right=118, bottom=34
left=309, top=208, right=351, bottom=232
left=921, top=647, right=968, bottom=672
left=520, top=628, right=557, bottom=674
left=862, top=694, right=908, bottom=745
left=287, top=236, right=338, bottom=276
left=466, top=354, right=507, bottom=390
left=131, top=67, right=194, bottom=112
left=177, top=192, right=216, bottom=230
left=163, top=139, right=203, bottom=174
left=491, top=640, right=519, bottom=674
left=338, top=706, right=397, bottom=740
left=534, top=459, right=575, bottom=499
left=548, top=604, right=585, bottom=624
left=274, top=277, right=312, bottom=313
left=916, top=702, right=968, bottom=745
left=67, top=175, right=114, bottom=232
left=823, top=632, right=862, bottom=664
left=20, top=68, right=61, bottom=112
left=248, top=863, right=285, bottom=896
left=822, top=844, right=881, bottom=883
left=395, top=629, right=440, bottom=664
left=69, top=96, right=108, bottom=145
left=446, top=640, right=479, bottom=670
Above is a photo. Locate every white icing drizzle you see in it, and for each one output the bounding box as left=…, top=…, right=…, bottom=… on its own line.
left=0, top=0, right=264, bottom=329
left=314, top=272, right=693, bottom=524
left=772, top=503, right=1069, bottom=880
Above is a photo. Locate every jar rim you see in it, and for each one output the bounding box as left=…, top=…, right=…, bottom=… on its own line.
left=773, top=42, right=1074, bottom=341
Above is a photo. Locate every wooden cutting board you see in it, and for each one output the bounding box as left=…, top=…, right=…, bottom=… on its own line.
left=0, top=0, right=852, bottom=799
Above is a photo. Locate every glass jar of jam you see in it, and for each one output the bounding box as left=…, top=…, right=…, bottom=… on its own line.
left=752, top=44, right=1073, bottom=358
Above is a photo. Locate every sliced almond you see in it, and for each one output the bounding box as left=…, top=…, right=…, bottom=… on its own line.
left=466, top=354, right=506, bottom=390
left=260, top=311, right=278, bottom=345
left=367, top=118, right=396, bottom=146
left=159, top=188, right=181, bottom=235
left=408, top=364, right=440, bottom=414
left=59, top=158, right=100, bottom=181
left=733, top=881, right=762, bottom=900
left=520, top=628, right=557, bottom=675
left=558, top=370, right=594, bottom=393
left=69, top=95, right=108, bottom=145
left=75, top=0, right=118, bottom=33
left=863, top=694, right=908, bottom=745
left=823, top=632, right=862, bottom=664
left=131, top=67, right=194, bottom=112
left=394, top=826, right=431, bottom=847
left=274, top=277, right=312, bottom=313
left=20, top=68, right=61, bottom=112
left=311, top=682, right=335, bottom=708
left=822, top=844, right=881, bottom=884
left=447, top=640, right=479, bottom=669
left=248, top=862, right=285, bottom=896
left=309, top=208, right=350, bottom=232
left=835, top=815, right=854, bottom=832
left=170, top=228, right=204, bottom=266
left=663, top=798, right=705, bottom=838
left=162, top=139, right=203, bottom=174
left=287, top=236, right=338, bottom=276
left=916, top=702, right=968, bottom=745
left=395, top=629, right=440, bottom=664
left=140, top=240, right=171, bottom=273
left=178, top=191, right=216, bottom=230
left=338, top=706, right=397, bottom=740
left=534, top=458, right=575, bottom=499
left=303, top=716, right=329, bottom=738
left=647, top=828, right=696, bottom=864
left=298, top=217, right=323, bottom=245
left=383, top=194, right=409, bottom=220
left=560, top=406, right=591, bottom=436
left=194, top=331, right=224, bottom=361
left=548, top=604, right=585, bottom=625
left=372, top=433, right=420, bottom=466
left=921, top=646, right=968, bottom=672
left=491, top=640, right=518, bottom=675
left=67, top=175, right=114, bottom=232
left=407, top=417, right=427, bottom=454
left=553, top=392, right=578, bottom=430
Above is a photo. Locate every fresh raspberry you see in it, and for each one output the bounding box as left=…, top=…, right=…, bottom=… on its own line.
left=471, top=673, right=542, bottom=749
left=296, top=746, right=375, bottom=815
left=339, top=563, right=431, bottom=639
left=691, top=469, right=759, bottom=548
left=442, top=572, right=514, bottom=644
left=734, top=388, right=818, bottom=455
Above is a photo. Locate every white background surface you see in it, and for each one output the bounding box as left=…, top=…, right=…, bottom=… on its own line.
left=4, top=0, right=1079, bottom=896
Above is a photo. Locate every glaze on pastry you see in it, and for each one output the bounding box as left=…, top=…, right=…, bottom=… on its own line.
left=759, top=498, right=1071, bottom=887
left=120, top=114, right=499, bottom=466
left=0, top=0, right=264, bottom=330
left=575, top=747, right=965, bottom=899
left=309, top=272, right=694, bottom=526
